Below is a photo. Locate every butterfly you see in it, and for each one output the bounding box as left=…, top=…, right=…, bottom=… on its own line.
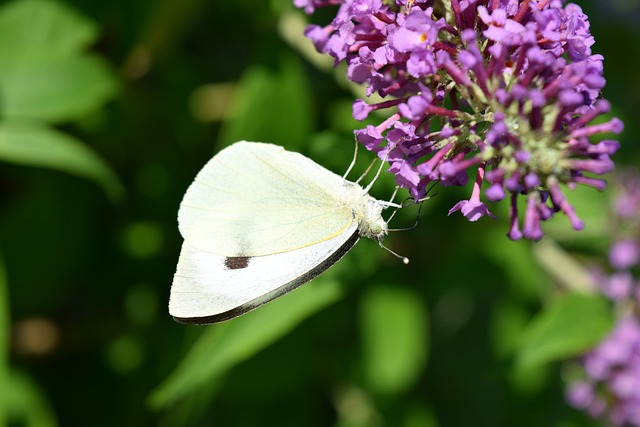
left=169, top=141, right=395, bottom=324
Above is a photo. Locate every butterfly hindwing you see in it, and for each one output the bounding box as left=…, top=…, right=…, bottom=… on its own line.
left=169, top=222, right=360, bottom=324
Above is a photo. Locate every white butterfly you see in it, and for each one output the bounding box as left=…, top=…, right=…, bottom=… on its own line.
left=169, top=141, right=395, bottom=324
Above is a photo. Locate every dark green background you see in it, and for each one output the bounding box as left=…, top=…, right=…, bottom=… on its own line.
left=1, top=0, right=637, bottom=425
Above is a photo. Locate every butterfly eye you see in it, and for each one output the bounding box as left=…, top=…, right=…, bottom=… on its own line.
left=370, top=223, right=384, bottom=236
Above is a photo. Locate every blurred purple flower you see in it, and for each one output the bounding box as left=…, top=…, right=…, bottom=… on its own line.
left=567, top=171, right=640, bottom=426
left=566, top=381, right=595, bottom=410
left=296, top=0, right=622, bottom=240
left=610, top=240, right=640, bottom=270
left=615, top=171, right=640, bottom=220
left=574, top=316, right=640, bottom=426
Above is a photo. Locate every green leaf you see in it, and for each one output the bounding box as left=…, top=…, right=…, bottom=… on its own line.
left=360, top=285, right=429, bottom=395
left=3, top=371, right=57, bottom=427
left=517, top=292, right=614, bottom=368
left=533, top=238, right=598, bottom=293
left=403, top=402, right=438, bottom=427
left=0, top=121, right=123, bottom=201
left=148, top=277, right=344, bottom=409
left=506, top=361, right=552, bottom=397
left=0, top=0, right=97, bottom=62
left=0, top=0, right=118, bottom=123
left=217, top=55, right=314, bottom=150
left=277, top=10, right=333, bottom=72
left=0, top=55, right=118, bottom=123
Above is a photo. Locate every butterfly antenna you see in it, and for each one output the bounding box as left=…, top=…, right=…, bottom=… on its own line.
left=342, top=137, right=359, bottom=180
left=363, top=158, right=388, bottom=193
left=379, top=240, right=410, bottom=265
left=425, top=180, right=439, bottom=198
left=388, top=181, right=438, bottom=231
left=388, top=197, right=428, bottom=231
left=388, top=185, right=400, bottom=204
left=383, top=186, right=403, bottom=222
left=355, top=158, right=378, bottom=185
left=362, top=137, right=402, bottom=193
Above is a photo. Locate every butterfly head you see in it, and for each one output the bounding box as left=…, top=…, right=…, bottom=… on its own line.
left=339, top=182, right=388, bottom=240
left=357, top=195, right=389, bottom=241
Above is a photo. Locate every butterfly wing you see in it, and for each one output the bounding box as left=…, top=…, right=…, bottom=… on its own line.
left=178, top=141, right=355, bottom=257
left=169, top=222, right=359, bottom=323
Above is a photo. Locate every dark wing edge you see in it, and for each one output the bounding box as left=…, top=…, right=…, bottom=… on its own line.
left=172, top=231, right=361, bottom=325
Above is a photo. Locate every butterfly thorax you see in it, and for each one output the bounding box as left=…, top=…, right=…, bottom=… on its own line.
left=339, top=182, right=388, bottom=241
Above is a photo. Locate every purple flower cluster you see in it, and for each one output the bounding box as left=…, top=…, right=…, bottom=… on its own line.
left=567, top=316, right=640, bottom=424
left=295, top=0, right=623, bottom=240
left=566, top=171, right=640, bottom=425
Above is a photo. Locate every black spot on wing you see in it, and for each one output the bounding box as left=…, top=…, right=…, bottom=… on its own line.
left=172, top=230, right=361, bottom=325
left=224, top=256, right=250, bottom=270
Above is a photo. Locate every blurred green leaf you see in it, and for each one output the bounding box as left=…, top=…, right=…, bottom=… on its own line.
left=0, top=0, right=119, bottom=200
left=0, top=0, right=97, bottom=62
left=507, top=360, right=552, bottom=397
left=0, top=0, right=116, bottom=123
left=277, top=10, right=333, bottom=71
left=533, top=239, right=597, bottom=293
left=517, top=293, right=614, bottom=368
left=148, top=277, right=344, bottom=409
left=403, top=402, right=438, bottom=427
left=217, top=55, right=314, bottom=150
left=4, top=371, right=57, bottom=427
left=0, top=121, right=123, bottom=201
left=360, top=285, right=429, bottom=395
left=0, top=0, right=121, bottom=204
left=0, top=55, right=117, bottom=123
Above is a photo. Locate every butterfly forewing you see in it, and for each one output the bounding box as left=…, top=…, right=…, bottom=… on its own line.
left=178, top=142, right=354, bottom=257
